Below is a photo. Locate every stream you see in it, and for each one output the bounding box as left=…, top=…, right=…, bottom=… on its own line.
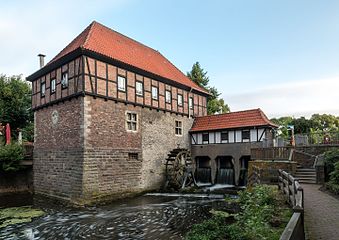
left=0, top=193, right=235, bottom=240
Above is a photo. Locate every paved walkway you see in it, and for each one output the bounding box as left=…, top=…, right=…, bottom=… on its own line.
left=302, top=184, right=339, bottom=240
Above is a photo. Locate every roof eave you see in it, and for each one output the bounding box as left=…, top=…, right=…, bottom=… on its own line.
left=189, top=124, right=278, bottom=133
left=26, top=48, right=83, bottom=82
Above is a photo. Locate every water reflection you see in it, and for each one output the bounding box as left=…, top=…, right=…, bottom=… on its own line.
left=0, top=195, right=231, bottom=240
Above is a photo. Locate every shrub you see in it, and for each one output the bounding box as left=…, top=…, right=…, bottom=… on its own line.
left=185, top=185, right=291, bottom=240
left=0, top=143, right=24, bottom=172
left=326, top=161, right=339, bottom=194
left=324, top=149, right=339, bottom=181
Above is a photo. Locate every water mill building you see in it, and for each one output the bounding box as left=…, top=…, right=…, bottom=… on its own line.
left=27, top=21, right=209, bottom=203
left=190, top=109, right=278, bottom=186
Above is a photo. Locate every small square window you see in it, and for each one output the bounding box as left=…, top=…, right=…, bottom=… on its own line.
left=221, top=131, right=228, bottom=142
left=165, top=90, right=171, bottom=103
left=128, top=153, right=138, bottom=160
left=242, top=130, right=250, bottom=141
left=41, top=82, right=46, bottom=97
left=178, top=94, right=183, bottom=106
left=126, top=112, right=137, bottom=131
left=152, top=86, right=158, bottom=100
left=118, top=75, right=126, bottom=91
left=202, top=133, right=209, bottom=143
left=136, top=81, right=143, bottom=96
left=189, top=97, right=193, bottom=109
left=175, top=120, right=182, bottom=136
left=51, top=79, right=56, bottom=94
left=61, top=72, right=68, bottom=89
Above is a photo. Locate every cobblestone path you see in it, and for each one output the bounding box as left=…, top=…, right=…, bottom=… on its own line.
left=303, top=184, right=339, bottom=240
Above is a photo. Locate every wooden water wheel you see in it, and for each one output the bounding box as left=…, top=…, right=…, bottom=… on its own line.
left=165, top=148, right=196, bottom=189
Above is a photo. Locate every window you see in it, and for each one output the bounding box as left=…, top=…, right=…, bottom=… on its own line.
left=175, top=121, right=182, bottom=135
left=128, top=153, right=138, bottom=160
left=242, top=130, right=250, bottom=141
left=202, top=133, right=209, bottom=144
left=61, top=72, right=68, bottom=88
left=51, top=78, right=56, bottom=94
left=118, top=75, right=126, bottom=91
left=178, top=94, right=183, bottom=106
left=126, top=112, right=137, bottom=131
left=165, top=90, right=171, bottom=103
left=136, top=81, right=143, bottom=96
left=221, top=131, right=228, bottom=142
left=41, top=82, right=46, bottom=97
left=152, top=86, right=158, bottom=100
left=189, top=97, right=193, bottom=109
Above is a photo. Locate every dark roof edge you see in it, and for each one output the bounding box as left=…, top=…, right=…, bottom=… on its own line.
left=189, top=124, right=277, bottom=133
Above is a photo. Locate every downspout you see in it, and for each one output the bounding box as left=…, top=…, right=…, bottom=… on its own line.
left=188, top=87, right=193, bottom=119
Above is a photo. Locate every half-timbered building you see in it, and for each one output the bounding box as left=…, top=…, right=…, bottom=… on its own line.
left=27, top=21, right=209, bottom=203
left=190, top=109, right=278, bottom=186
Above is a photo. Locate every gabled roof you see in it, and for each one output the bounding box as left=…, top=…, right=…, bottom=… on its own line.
left=44, top=21, right=208, bottom=95
left=190, top=108, right=278, bottom=132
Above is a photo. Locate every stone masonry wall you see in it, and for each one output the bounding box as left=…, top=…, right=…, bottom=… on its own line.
left=141, top=110, right=193, bottom=190
left=33, top=97, right=84, bottom=201
left=81, top=96, right=193, bottom=200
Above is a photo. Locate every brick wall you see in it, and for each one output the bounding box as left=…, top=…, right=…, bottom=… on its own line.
left=33, top=97, right=84, bottom=201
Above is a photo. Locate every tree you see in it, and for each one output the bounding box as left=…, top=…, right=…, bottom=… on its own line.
left=187, top=62, right=230, bottom=115
left=0, top=74, right=33, bottom=141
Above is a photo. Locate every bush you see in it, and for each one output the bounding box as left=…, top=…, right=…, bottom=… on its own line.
left=326, top=161, right=339, bottom=194
left=0, top=143, right=24, bottom=172
left=324, top=149, right=339, bottom=181
left=185, top=185, right=291, bottom=240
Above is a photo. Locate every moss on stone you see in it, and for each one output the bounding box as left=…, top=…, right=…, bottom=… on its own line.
left=0, top=206, right=45, bottom=228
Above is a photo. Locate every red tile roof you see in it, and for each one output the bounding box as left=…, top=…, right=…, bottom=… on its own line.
left=190, top=108, right=278, bottom=132
left=48, top=21, right=209, bottom=95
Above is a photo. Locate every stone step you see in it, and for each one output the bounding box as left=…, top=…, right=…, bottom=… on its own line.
left=295, top=172, right=316, bottom=176
left=298, top=179, right=317, bottom=184
left=295, top=176, right=316, bottom=180
left=296, top=168, right=316, bottom=172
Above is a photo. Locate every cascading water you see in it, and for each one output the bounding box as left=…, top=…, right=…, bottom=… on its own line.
left=216, top=168, right=234, bottom=185
left=196, top=168, right=211, bottom=183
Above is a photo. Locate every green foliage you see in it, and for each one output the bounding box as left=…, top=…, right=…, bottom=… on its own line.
left=187, top=62, right=230, bottom=115
left=324, top=149, right=339, bottom=181
left=0, top=74, right=33, bottom=140
left=0, top=143, right=24, bottom=172
left=185, top=185, right=292, bottom=240
left=271, top=114, right=339, bottom=136
left=0, top=206, right=45, bottom=228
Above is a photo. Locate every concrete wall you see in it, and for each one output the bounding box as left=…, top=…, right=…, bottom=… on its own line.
left=191, top=142, right=262, bottom=185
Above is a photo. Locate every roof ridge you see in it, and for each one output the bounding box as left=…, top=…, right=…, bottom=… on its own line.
left=83, top=21, right=96, bottom=48
left=47, top=22, right=93, bottom=65
left=91, top=21, right=162, bottom=54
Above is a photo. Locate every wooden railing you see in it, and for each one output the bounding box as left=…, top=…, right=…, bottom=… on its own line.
left=278, top=169, right=305, bottom=240
left=251, top=147, right=293, bottom=160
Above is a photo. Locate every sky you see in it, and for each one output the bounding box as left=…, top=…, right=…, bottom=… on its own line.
left=1, top=0, right=339, bottom=118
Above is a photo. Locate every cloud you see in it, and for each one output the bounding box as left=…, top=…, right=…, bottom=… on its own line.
left=223, top=77, right=339, bottom=118
left=0, top=0, right=131, bottom=77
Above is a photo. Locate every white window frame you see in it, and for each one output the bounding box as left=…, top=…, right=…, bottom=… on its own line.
left=221, top=131, right=228, bottom=143
left=61, top=72, right=68, bottom=89
left=165, top=90, right=171, bottom=103
left=202, top=132, right=209, bottom=144
left=51, top=78, right=56, bottom=94
left=178, top=94, right=183, bottom=106
left=175, top=120, right=183, bottom=136
left=189, top=97, right=193, bottom=109
left=152, top=86, right=158, bottom=100
left=136, top=81, right=143, bottom=96
left=126, top=111, right=138, bottom=132
left=41, top=82, right=46, bottom=97
left=118, top=75, right=126, bottom=92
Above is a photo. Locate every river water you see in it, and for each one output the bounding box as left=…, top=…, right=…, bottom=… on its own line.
left=0, top=193, right=235, bottom=240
